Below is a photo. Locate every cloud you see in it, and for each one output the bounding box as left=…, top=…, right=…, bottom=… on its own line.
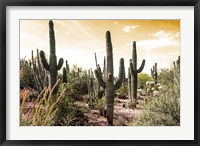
left=121, top=25, right=139, bottom=32
left=137, top=39, right=179, bottom=49
left=136, top=30, right=180, bottom=49
left=155, top=30, right=180, bottom=40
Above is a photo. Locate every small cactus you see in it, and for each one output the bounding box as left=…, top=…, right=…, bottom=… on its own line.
left=94, top=31, right=124, bottom=125
left=151, top=63, right=158, bottom=85
left=129, top=41, right=145, bottom=108
left=62, top=60, right=69, bottom=83
left=62, top=67, right=67, bottom=83
left=40, top=20, right=63, bottom=94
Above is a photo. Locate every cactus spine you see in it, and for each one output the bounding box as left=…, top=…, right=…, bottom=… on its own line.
left=151, top=63, right=158, bottom=85
left=129, top=41, right=145, bottom=107
left=40, top=20, right=63, bottom=94
left=94, top=31, right=124, bottom=125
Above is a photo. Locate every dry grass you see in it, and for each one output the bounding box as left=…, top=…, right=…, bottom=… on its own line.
left=20, top=79, right=65, bottom=126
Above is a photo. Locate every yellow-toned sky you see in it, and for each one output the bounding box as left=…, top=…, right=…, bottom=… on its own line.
left=20, top=20, right=180, bottom=76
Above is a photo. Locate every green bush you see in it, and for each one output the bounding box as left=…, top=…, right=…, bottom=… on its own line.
left=116, top=85, right=128, bottom=95
left=133, top=68, right=180, bottom=126
left=20, top=58, right=35, bottom=89
left=138, top=73, right=152, bottom=89
left=54, top=83, right=88, bottom=126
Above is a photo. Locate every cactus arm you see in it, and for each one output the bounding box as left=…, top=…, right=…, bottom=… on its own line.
left=57, top=58, right=64, bottom=70
left=114, top=58, right=124, bottom=90
left=137, top=59, right=145, bottom=73
left=97, top=65, right=102, bottom=76
left=151, top=68, right=153, bottom=77
left=66, top=60, right=69, bottom=73
left=95, top=52, right=98, bottom=67
left=40, top=50, right=49, bottom=71
left=94, top=69, right=106, bottom=88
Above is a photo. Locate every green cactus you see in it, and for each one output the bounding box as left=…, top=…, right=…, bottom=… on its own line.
left=63, top=67, right=67, bottom=83
left=128, top=67, right=132, bottom=103
left=40, top=20, right=63, bottom=94
left=129, top=41, right=145, bottom=108
left=62, top=60, right=69, bottom=83
left=122, top=64, right=126, bottom=86
left=151, top=63, right=158, bottom=85
left=66, top=60, right=69, bottom=74
left=31, top=49, right=48, bottom=92
left=94, top=31, right=124, bottom=125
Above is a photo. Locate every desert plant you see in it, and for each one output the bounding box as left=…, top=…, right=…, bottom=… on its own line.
left=134, top=67, right=180, bottom=126
left=129, top=41, right=145, bottom=108
left=31, top=49, right=49, bottom=92
left=20, top=80, right=64, bottom=126
left=94, top=31, right=124, bottom=125
left=151, top=63, right=158, bottom=85
left=138, top=73, right=152, bottom=89
left=20, top=58, right=35, bottom=89
left=40, top=20, right=63, bottom=95
left=54, top=83, right=88, bottom=126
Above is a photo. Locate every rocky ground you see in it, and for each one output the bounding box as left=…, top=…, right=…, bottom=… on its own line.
left=81, top=96, right=144, bottom=126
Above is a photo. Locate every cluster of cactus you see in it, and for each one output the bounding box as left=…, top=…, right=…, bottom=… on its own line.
left=94, top=53, right=105, bottom=98
left=94, top=31, right=124, bottom=125
left=151, top=63, right=158, bottom=85
left=40, top=20, right=64, bottom=95
left=173, top=56, right=180, bottom=84
left=129, top=41, right=145, bottom=108
left=31, top=49, right=49, bottom=92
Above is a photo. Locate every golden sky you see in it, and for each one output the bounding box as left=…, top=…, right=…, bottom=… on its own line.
left=20, top=20, right=180, bottom=76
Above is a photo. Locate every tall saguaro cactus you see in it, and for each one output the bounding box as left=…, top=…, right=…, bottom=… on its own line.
left=151, top=63, right=158, bottom=85
left=94, top=31, right=124, bottom=125
left=129, top=41, right=145, bottom=107
left=40, top=20, right=63, bottom=94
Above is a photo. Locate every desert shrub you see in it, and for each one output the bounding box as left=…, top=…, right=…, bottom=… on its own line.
left=138, top=73, right=152, bottom=89
left=54, top=83, right=88, bottom=126
left=84, top=95, right=106, bottom=115
left=20, top=80, right=63, bottom=126
left=20, top=80, right=88, bottom=126
left=133, top=68, right=180, bottom=126
left=158, top=68, right=174, bottom=86
left=116, top=85, right=128, bottom=95
left=66, top=65, right=88, bottom=97
left=20, top=58, right=35, bottom=89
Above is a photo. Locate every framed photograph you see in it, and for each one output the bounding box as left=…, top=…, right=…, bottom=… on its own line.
left=0, top=0, right=199, bottom=145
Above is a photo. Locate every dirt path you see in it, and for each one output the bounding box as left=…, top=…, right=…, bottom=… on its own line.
left=81, top=97, right=144, bottom=126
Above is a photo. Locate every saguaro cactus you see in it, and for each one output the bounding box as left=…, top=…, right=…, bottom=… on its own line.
left=63, top=67, right=67, bottom=83
left=129, top=41, right=145, bottom=107
left=40, top=20, right=63, bottom=94
left=151, top=63, right=158, bottom=85
left=31, top=49, right=49, bottom=92
left=128, top=67, right=132, bottom=102
left=94, top=31, right=124, bottom=125
left=62, top=60, right=69, bottom=83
